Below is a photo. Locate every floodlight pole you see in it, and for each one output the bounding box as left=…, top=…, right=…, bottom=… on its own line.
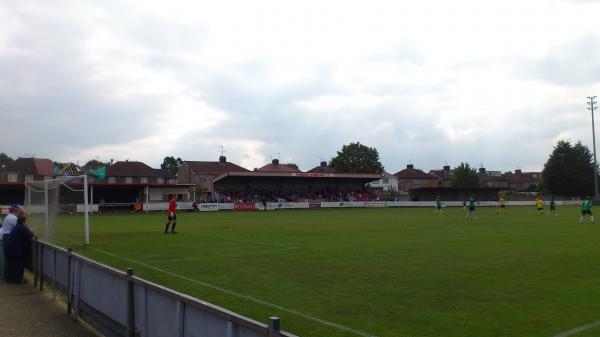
left=589, top=96, right=599, bottom=200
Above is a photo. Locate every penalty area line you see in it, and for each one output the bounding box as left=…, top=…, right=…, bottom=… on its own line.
left=88, top=247, right=377, bottom=337
left=552, top=320, right=600, bottom=337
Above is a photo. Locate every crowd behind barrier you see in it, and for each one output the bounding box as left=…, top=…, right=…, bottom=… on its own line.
left=209, top=190, right=378, bottom=203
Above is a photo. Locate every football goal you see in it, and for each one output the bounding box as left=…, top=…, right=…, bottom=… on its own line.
left=24, top=175, right=90, bottom=246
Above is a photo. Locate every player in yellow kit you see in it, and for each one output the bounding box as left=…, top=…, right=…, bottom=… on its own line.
left=496, top=194, right=507, bottom=214
left=535, top=196, right=544, bottom=215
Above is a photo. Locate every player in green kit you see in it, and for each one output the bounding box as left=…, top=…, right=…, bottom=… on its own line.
left=580, top=196, right=593, bottom=224
left=434, top=196, right=443, bottom=215
left=465, top=196, right=477, bottom=219
left=549, top=195, right=557, bottom=216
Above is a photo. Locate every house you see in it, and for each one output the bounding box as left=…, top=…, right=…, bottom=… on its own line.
left=104, top=161, right=157, bottom=185
left=177, top=156, right=249, bottom=196
left=478, top=167, right=509, bottom=188
left=394, top=164, right=439, bottom=192
left=154, top=169, right=178, bottom=185
left=306, top=161, right=336, bottom=174
left=255, top=159, right=301, bottom=173
left=0, top=157, right=54, bottom=204
left=2, top=157, right=54, bottom=183
left=503, top=169, right=543, bottom=192
left=429, top=165, right=453, bottom=187
left=88, top=160, right=191, bottom=205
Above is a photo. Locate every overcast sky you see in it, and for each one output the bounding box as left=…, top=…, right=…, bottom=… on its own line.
left=1, top=0, right=600, bottom=173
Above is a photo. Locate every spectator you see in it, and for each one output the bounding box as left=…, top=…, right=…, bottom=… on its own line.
left=4, top=212, right=33, bottom=283
left=0, top=204, right=21, bottom=279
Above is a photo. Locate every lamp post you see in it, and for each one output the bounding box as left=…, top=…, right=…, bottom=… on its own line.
left=588, top=96, right=598, bottom=200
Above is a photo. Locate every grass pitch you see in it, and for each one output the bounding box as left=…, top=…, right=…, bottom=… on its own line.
left=50, top=206, right=600, bottom=337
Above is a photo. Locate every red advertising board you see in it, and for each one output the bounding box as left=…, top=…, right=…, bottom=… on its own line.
left=234, top=202, right=256, bottom=211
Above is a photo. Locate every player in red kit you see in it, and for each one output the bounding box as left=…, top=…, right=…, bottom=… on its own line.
left=164, top=196, right=177, bottom=234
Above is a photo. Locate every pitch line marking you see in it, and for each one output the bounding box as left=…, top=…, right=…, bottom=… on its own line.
left=89, top=247, right=376, bottom=337
left=552, top=320, right=600, bottom=337
left=187, top=233, right=297, bottom=249
left=144, top=246, right=300, bottom=264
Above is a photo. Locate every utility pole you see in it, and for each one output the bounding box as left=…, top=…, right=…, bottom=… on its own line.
left=588, top=96, right=598, bottom=200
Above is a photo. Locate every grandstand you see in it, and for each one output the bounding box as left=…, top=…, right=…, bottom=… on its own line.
left=212, top=170, right=382, bottom=202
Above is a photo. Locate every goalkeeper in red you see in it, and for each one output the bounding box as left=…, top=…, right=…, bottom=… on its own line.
left=579, top=196, right=593, bottom=224
left=164, top=196, right=177, bottom=234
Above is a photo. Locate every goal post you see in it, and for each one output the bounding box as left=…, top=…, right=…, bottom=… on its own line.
left=24, top=175, right=90, bottom=247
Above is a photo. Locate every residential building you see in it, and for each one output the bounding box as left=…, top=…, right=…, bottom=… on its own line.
left=503, top=169, right=543, bottom=192
left=2, top=157, right=54, bottom=183
left=255, top=159, right=301, bottom=173
left=177, top=156, right=249, bottom=195
left=395, top=164, right=439, bottom=192
left=429, top=165, right=453, bottom=187
left=478, top=167, right=509, bottom=188
left=306, top=161, right=336, bottom=174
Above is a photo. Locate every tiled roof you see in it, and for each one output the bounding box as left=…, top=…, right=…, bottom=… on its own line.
left=394, top=167, right=439, bottom=180
left=429, top=169, right=453, bottom=179
left=184, top=161, right=249, bottom=175
left=154, top=169, right=177, bottom=179
left=306, top=165, right=337, bottom=173
left=5, top=158, right=53, bottom=176
left=106, top=161, right=157, bottom=177
left=257, top=163, right=302, bottom=173
left=503, top=172, right=542, bottom=183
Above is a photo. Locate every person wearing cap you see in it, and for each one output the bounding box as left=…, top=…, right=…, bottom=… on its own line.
left=0, top=204, right=22, bottom=278
left=4, top=212, right=33, bottom=283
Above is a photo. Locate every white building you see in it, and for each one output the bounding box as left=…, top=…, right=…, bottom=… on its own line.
left=367, top=172, right=398, bottom=192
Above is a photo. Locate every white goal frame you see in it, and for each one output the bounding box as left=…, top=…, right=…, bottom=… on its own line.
left=25, top=175, right=90, bottom=245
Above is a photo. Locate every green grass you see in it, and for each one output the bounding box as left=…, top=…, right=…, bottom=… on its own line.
left=47, top=206, right=600, bottom=337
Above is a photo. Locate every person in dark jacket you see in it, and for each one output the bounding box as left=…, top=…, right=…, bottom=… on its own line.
left=4, top=213, right=33, bottom=283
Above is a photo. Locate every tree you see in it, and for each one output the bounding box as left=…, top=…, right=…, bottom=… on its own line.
left=542, top=140, right=595, bottom=197
left=0, top=153, right=13, bottom=167
left=451, top=163, right=480, bottom=188
left=330, top=142, right=384, bottom=173
left=161, top=156, right=183, bottom=172
left=84, top=159, right=109, bottom=167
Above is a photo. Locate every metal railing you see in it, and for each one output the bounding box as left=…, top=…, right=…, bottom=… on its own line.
left=31, top=239, right=299, bottom=337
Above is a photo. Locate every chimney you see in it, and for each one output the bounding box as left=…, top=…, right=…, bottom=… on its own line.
left=219, top=155, right=227, bottom=164
left=407, top=164, right=414, bottom=170
left=320, top=161, right=327, bottom=167
left=272, top=159, right=280, bottom=165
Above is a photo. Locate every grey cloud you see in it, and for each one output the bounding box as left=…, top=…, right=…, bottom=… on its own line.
left=95, top=1, right=207, bottom=53
left=517, top=34, right=600, bottom=86
left=0, top=2, right=166, bottom=159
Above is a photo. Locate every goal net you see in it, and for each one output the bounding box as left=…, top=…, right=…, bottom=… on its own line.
left=24, top=176, right=90, bottom=247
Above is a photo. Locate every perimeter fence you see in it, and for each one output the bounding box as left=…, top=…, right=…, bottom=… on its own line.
left=31, top=239, right=299, bottom=337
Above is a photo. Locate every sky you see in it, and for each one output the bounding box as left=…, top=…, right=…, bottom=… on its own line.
left=1, top=0, right=600, bottom=173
